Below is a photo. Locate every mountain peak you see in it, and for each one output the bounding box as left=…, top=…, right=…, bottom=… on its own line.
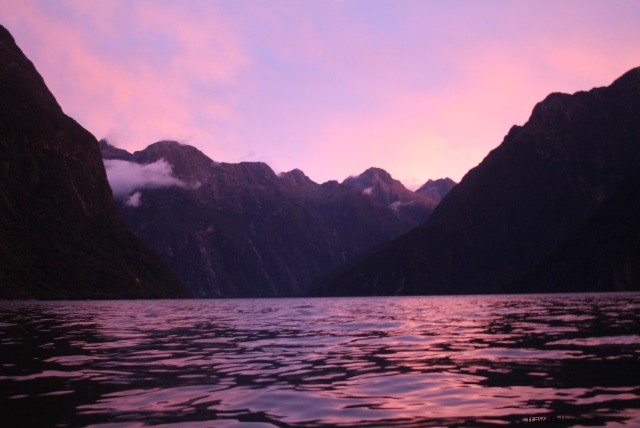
left=99, top=139, right=133, bottom=161
left=357, top=167, right=394, bottom=183
left=147, top=140, right=185, bottom=149
left=343, top=167, right=401, bottom=196
left=236, top=160, right=276, bottom=176
left=610, top=66, right=640, bottom=89
left=314, top=66, right=640, bottom=296
left=529, top=66, right=640, bottom=130
left=342, top=167, right=398, bottom=191
left=280, top=168, right=316, bottom=187
left=135, top=140, right=194, bottom=160
left=0, top=25, right=188, bottom=298
left=0, top=25, right=64, bottom=135
left=415, top=178, right=456, bottom=202
left=0, top=25, right=14, bottom=43
left=341, top=167, right=442, bottom=223
left=136, top=140, right=205, bottom=157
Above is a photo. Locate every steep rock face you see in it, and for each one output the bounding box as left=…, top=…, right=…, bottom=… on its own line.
left=102, top=141, right=419, bottom=297
left=313, top=67, right=640, bottom=296
left=342, top=167, right=441, bottom=223
left=0, top=25, right=188, bottom=299
left=510, top=168, right=640, bottom=292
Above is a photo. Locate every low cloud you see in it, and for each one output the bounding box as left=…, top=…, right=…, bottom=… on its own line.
left=104, top=158, right=193, bottom=197
left=389, top=200, right=415, bottom=212
left=125, top=191, right=142, bottom=207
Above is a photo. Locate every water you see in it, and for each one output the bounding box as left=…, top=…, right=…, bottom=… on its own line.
left=1, top=294, right=639, bottom=427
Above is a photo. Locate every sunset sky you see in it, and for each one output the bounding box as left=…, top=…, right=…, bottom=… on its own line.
left=2, top=0, right=639, bottom=187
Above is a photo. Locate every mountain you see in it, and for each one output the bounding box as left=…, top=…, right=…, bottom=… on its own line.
left=313, top=66, right=640, bottom=296
left=511, top=168, right=640, bottom=292
left=415, top=178, right=456, bottom=201
left=0, top=25, right=189, bottom=299
left=342, top=167, right=449, bottom=223
left=101, top=140, right=431, bottom=297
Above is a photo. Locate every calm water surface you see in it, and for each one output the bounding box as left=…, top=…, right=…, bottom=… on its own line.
left=1, top=294, right=639, bottom=427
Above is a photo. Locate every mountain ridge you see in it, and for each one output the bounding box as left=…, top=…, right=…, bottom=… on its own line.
left=101, top=140, right=453, bottom=297
left=313, top=66, right=640, bottom=296
left=342, top=167, right=445, bottom=224
left=0, top=25, right=189, bottom=299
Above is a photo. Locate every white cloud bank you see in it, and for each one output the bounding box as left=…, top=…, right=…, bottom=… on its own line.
left=104, top=158, right=194, bottom=198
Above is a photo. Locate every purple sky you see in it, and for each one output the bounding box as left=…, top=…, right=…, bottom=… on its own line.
left=2, top=1, right=639, bottom=187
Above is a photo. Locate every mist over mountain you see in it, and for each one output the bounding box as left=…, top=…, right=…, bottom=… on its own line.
left=313, top=67, right=640, bottom=296
left=0, top=26, right=189, bottom=299
left=101, top=141, right=451, bottom=297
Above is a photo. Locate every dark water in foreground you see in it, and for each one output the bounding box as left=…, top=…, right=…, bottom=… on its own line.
left=1, top=294, right=639, bottom=427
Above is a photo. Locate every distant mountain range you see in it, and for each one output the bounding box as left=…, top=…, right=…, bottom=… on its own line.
left=313, top=66, right=640, bottom=295
left=2, top=22, right=637, bottom=299
left=100, top=140, right=454, bottom=297
left=0, top=25, right=188, bottom=299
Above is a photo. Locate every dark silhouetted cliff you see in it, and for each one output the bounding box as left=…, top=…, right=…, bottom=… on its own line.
left=313, top=67, right=640, bottom=295
left=510, top=168, right=640, bottom=292
left=0, top=25, right=189, bottom=299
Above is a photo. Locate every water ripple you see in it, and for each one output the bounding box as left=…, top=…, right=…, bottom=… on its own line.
left=1, top=293, right=639, bottom=426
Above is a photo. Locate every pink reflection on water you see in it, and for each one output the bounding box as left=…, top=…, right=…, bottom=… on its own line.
left=547, top=335, right=640, bottom=347
left=1, top=294, right=639, bottom=426
left=78, top=385, right=229, bottom=415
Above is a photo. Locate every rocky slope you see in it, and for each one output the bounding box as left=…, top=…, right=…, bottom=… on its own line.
left=313, top=67, right=640, bottom=295
left=0, top=25, right=189, bottom=299
left=101, top=141, right=446, bottom=297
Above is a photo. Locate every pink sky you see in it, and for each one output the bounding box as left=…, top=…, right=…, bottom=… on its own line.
left=2, top=0, right=639, bottom=187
